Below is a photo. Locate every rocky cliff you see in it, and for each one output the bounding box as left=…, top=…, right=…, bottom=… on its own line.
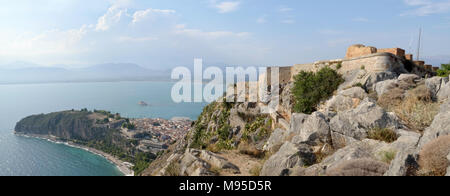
left=15, top=110, right=156, bottom=175
left=142, top=62, right=450, bottom=176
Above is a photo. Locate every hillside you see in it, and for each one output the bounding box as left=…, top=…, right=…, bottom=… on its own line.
left=142, top=48, right=450, bottom=176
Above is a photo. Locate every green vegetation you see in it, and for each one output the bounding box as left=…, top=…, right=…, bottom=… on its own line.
left=292, top=67, right=345, bottom=114
left=122, top=122, right=136, bottom=130
left=437, top=63, right=450, bottom=77
left=361, top=65, right=366, bottom=70
left=336, top=63, right=342, bottom=70
left=242, top=117, right=272, bottom=143
left=380, top=150, right=397, bottom=164
left=367, top=127, right=398, bottom=143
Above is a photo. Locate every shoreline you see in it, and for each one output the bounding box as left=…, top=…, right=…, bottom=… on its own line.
left=15, top=133, right=135, bottom=176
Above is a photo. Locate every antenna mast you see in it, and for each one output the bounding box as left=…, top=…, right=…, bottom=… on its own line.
left=417, top=27, right=422, bottom=61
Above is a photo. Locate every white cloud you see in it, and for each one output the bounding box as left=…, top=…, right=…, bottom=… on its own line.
left=132, top=8, right=176, bottom=24
left=174, top=24, right=250, bottom=39
left=117, top=36, right=158, bottom=42
left=96, top=5, right=127, bottom=31
left=211, top=1, right=241, bottom=13
left=402, top=0, right=450, bottom=16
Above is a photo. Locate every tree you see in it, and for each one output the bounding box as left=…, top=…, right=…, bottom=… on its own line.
left=292, top=67, right=344, bottom=114
left=437, top=63, right=450, bottom=77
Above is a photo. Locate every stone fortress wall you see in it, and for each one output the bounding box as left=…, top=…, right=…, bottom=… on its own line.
left=266, top=44, right=438, bottom=85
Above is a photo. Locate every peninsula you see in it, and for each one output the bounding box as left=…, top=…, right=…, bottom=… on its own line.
left=14, top=109, right=191, bottom=176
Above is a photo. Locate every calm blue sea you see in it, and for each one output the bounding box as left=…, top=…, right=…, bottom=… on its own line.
left=0, top=81, right=207, bottom=176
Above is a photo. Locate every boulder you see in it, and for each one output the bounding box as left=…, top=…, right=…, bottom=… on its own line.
left=398, top=74, right=420, bottom=83
left=419, top=100, right=450, bottom=147
left=324, top=87, right=368, bottom=112
left=289, top=113, right=309, bottom=134
left=199, top=151, right=240, bottom=174
left=320, top=139, right=388, bottom=172
left=180, top=149, right=214, bottom=176
left=374, top=79, right=397, bottom=96
left=263, top=129, right=289, bottom=152
left=364, top=71, right=398, bottom=91
left=384, top=148, right=419, bottom=176
left=260, top=142, right=315, bottom=176
left=437, top=79, right=450, bottom=101
left=425, top=76, right=449, bottom=100
left=329, top=99, right=400, bottom=148
left=291, top=112, right=331, bottom=144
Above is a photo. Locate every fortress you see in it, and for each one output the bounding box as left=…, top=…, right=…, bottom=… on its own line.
left=262, top=44, right=439, bottom=130
left=266, top=44, right=438, bottom=85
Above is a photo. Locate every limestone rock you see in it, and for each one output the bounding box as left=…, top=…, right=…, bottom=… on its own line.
left=324, top=87, right=368, bottom=112
left=263, top=129, right=289, bottom=152
left=260, top=142, right=315, bottom=176
left=289, top=113, right=309, bottom=134
left=419, top=100, right=450, bottom=147
left=364, top=71, right=398, bottom=91
left=200, top=151, right=240, bottom=174
left=329, top=99, right=400, bottom=148
left=291, top=112, right=331, bottom=144
left=425, top=76, right=449, bottom=100
left=398, top=74, right=420, bottom=83
left=437, top=78, right=450, bottom=101
left=374, top=79, right=397, bottom=96
left=385, top=148, right=419, bottom=176
left=320, top=139, right=388, bottom=172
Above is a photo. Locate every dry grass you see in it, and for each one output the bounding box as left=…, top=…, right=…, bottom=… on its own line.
left=164, top=161, right=181, bottom=176
left=418, top=135, right=450, bottom=176
left=238, top=142, right=265, bottom=159
left=326, top=158, right=390, bottom=176
left=379, top=150, right=397, bottom=164
left=378, top=85, right=440, bottom=131
left=249, top=165, right=262, bottom=176
left=367, top=127, right=398, bottom=143
left=209, top=166, right=223, bottom=176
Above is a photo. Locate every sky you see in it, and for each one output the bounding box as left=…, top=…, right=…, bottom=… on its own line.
left=0, top=0, right=449, bottom=69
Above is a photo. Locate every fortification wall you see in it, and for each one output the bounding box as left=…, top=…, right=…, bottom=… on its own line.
left=341, top=53, right=405, bottom=73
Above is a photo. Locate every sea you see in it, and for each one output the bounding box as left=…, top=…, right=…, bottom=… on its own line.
left=0, top=81, right=208, bottom=176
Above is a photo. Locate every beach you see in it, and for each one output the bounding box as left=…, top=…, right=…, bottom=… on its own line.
left=15, top=133, right=134, bottom=176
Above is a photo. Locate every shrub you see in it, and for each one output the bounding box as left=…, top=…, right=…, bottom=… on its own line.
left=336, top=63, right=342, bottom=70
left=164, top=161, right=182, bottom=176
left=367, top=127, right=398, bottom=143
left=437, top=63, right=450, bottom=77
left=292, top=67, right=344, bottom=114
left=418, top=135, right=450, bottom=176
left=326, top=158, right=389, bottom=176
left=361, top=65, right=365, bottom=70
left=378, top=85, right=439, bottom=131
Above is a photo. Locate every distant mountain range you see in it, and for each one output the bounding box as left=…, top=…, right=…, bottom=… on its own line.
left=0, top=62, right=172, bottom=84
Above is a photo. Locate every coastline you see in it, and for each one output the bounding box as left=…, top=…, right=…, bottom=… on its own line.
left=15, top=133, right=135, bottom=176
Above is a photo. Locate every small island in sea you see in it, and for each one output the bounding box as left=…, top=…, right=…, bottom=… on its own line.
left=14, top=109, right=192, bottom=176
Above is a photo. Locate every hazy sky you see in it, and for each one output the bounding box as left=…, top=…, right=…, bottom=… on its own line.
left=0, top=0, right=449, bottom=69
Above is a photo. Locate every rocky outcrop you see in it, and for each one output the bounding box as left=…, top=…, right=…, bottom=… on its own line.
left=438, top=78, right=450, bottom=101
left=263, top=129, right=289, bottom=152
left=260, top=142, right=315, bottom=176
left=419, top=100, right=450, bottom=147
left=425, top=76, right=449, bottom=101
left=323, top=87, right=368, bottom=112
left=329, top=99, right=400, bottom=148
left=291, top=112, right=330, bottom=144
